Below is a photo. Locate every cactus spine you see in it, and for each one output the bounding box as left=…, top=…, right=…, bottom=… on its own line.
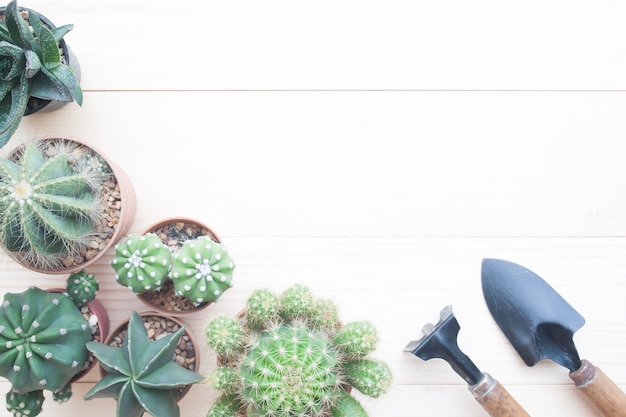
left=0, top=287, right=92, bottom=417
left=0, top=142, right=105, bottom=270
left=170, top=236, right=235, bottom=305
left=204, top=285, right=392, bottom=417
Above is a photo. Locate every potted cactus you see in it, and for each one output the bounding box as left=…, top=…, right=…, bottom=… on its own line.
left=0, top=137, right=136, bottom=273
left=0, top=282, right=107, bottom=417
left=0, top=0, right=82, bottom=147
left=204, top=285, right=393, bottom=417
left=110, top=219, right=235, bottom=315
left=84, top=311, right=204, bottom=417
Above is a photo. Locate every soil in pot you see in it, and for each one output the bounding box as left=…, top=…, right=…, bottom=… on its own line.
left=5, top=137, right=136, bottom=274
left=138, top=218, right=221, bottom=315
left=106, top=313, right=199, bottom=398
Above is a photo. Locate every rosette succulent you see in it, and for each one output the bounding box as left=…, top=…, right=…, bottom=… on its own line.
left=204, top=285, right=392, bottom=417
left=0, top=0, right=82, bottom=146
left=83, top=311, right=204, bottom=417
left=0, top=286, right=93, bottom=417
left=111, top=233, right=171, bottom=293
left=170, top=236, right=235, bottom=305
left=0, top=141, right=105, bottom=271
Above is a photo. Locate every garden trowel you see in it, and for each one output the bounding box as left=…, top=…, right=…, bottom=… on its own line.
left=481, top=258, right=626, bottom=417
left=404, top=305, right=530, bottom=416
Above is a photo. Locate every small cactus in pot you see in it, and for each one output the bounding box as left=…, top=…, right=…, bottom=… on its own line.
left=83, top=311, right=204, bottom=417
left=0, top=286, right=93, bottom=416
left=204, top=285, right=392, bottom=417
left=0, top=0, right=83, bottom=146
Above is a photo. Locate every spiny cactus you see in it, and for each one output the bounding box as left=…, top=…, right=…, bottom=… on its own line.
left=0, top=287, right=92, bottom=417
left=84, top=311, right=204, bottom=417
left=66, top=270, right=99, bottom=306
left=111, top=233, right=171, bottom=293
left=170, top=236, right=235, bottom=305
left=0, top=0, right=82, bottom=146
left=0, top=142, right=104, bottom=271
left=204, top=285, right=392, bottom=417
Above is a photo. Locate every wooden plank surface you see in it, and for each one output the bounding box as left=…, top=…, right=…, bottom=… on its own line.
left=1, top=1, right=626, bottom=417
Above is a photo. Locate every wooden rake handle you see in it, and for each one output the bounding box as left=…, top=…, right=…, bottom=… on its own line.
left=469, top=373, right=531, bottom=417
left=569, top=359, right=626, bottom=417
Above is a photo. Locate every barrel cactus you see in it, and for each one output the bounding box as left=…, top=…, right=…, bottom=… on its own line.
left=0, top=141, right=104, bottom=270
left=111, top=233, right=171, bottom=293
left=170, top=236, right=235, bottom=305
left=0, top=286, right=92, bottom=417
left=83, top=311, right=204, bottom=417
left=204, top=286, right=392, bottom=417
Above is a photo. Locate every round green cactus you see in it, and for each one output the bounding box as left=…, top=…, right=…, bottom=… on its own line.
left=204, top=316, right=244, bottom=358
left=52, top=383, right=73, bottom=403
left=111, top=233, right=171, bottom=293
left=204, top=285, right=392, bottom=417
left=6, top=390, right=44, bottom=417
left=0, top=142, right=104, bottom=270
left=170, top=236, right=235, bottom=305
left=0, top=287, right=92, bottom=417
left=66, top=270, right=99, bottom=306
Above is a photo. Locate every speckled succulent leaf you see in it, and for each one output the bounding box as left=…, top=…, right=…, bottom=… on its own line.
left=111, top=233, right=171, bottom=294
left=245, top=289, right=279, bottom=330
left=0, top=143, right=103, bottom=269
left=0, top=71, right=28, bottom=146
left=206, top=394, right=242, bottom=417
left=66, top=270, right=99, bottom=306
left=5, top=1, right=34, bottom=50
left=0, top=287, right=91, bottom=395
left=6, top=389, right=44, bottom=417
left=343, top=359, right=392, bottom=398
left=84, top=312, right=204, bottom=417
left=204, top=316, right=245, bottom=358
left=330, top=390, right=368, bottom=417
left=170, top=236, right=235, bottom=304
left=332, top=321, right=379, bottom=359
left=279, top=284, right=314, bottom=320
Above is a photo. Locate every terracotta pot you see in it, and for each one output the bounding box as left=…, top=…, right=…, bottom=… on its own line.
left=3, top=136, right=136, bottom=274
left=102, top=312, right=200, bottom=400
left=0, top=6, right=81, bottom=115
left=136, top=217, right=222, bottom=316
left=46, top=287, right=110, bottom=382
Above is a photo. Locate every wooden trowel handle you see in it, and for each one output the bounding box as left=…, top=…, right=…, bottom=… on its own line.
left=469, top=373, right=531, bottom=417
left=569, top=359, right=626, bottom=417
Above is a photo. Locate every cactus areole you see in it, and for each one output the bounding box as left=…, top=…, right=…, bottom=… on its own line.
left=0, top=287, right=92, bottom=416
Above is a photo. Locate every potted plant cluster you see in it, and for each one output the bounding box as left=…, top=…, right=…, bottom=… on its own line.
left=83, top=311, right=204, bottom=417
left=0, top=0, right=82, bottom=146
left=0, top=272, right=109, bottom=417
left=110, top=220, right=235, bottom=315
left=204, top=285, right=393, bottom=417
left=0, top=136, right=136, bottom=274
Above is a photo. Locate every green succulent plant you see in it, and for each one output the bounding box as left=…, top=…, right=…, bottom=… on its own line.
left=0, top=0, right=82, bottom=147
left=0, top=141, right=105, bottom=271
left=204, top=285, right=392, bottom=417
left=110, top=233, right=171, bottom=293
left=0, top=286, right=93, bottom=417
left=170, top=236, right=235, bottom=305
left=84, top=311, right=204, bottom=417
left=66, top=270, right=99, bottom=306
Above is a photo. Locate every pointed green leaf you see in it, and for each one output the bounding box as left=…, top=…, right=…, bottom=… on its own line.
left=135, top=325, right=185, bottom=379
left=37, top=24, right=60, bottom=64
left=84, top=373, right=129, bottom=400
left=50, top=24, right=73, bottom=43
left=137, top=361, right=204, bottom=389
left=4, top=1, right=33, bottom=48
left=117, top=381, right=146, bottom=417
left=132, top=383, right=180, bottom=417
left=86, top=341, right=132, bottom=376
left=41, top=63, right=82, bottom=105
left=0, top=73, right=28, bottom=146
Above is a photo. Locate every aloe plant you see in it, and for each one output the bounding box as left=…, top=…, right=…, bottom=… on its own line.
left=0, top=141, right=104, bottom=270
left=205, top=286, right=393, bottom=417
left=84, top=311, right=204, bottom=417
left=0, top=286, right=93, bottom=417
left=0, top=0, right=82, bottom=147
left=170, top=236, right=235, bottom=305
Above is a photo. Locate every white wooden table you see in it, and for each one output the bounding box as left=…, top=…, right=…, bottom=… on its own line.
left=1, top=0, right=626, bottom=415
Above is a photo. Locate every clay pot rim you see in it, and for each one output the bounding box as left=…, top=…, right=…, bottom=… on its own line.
left=135, top=216, right=222, bottom=316
left=101, top=311, right=201, bottom=401
left=3, top=136, right=136, bottom=275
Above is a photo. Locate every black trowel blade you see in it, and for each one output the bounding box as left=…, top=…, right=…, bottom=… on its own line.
left=481, top=258, right=586, bottom=371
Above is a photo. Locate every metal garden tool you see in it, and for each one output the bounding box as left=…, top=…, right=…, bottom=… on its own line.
left=481, top=258, right=626, bottom=417
left=404, top=305, right=531, bottom=416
